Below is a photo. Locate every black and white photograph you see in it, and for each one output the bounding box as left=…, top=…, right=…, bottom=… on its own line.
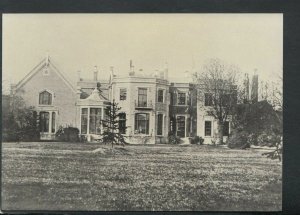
left=2, top=13, right=282, bottom=211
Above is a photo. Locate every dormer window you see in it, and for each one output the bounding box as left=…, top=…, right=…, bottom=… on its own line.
left=39, top=90, right=52, bottom=105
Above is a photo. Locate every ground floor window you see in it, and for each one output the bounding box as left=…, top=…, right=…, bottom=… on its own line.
left=51, top=112, right=56, bottom=133
left=39, top=111, right=56, bottom=133
left=81, top=108, right=88, bottom=134
left=81, top=107, right=103, bottom=135
left=176, top=116, right=185, bottom=137
left=157, top=114, right=163, bottom=135
left=223, top=121, right=230, bottom=136
left=40, top=112, right=49, bottom=132
left=89, top=108, right=102, bottom=135
left=119, top=113, right=126, bottom=134
left=205, top=121, right=212, bottom=136
left=135, top=113, right=149, bottom=134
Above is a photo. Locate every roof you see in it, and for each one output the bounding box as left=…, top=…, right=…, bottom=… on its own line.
left=14, top=57, right=76, bottom=93
left=77, top=88, right=110, bottom=106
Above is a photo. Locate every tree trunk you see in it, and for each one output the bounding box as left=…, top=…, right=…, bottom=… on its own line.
left=216, top=121, right=224, bottom=145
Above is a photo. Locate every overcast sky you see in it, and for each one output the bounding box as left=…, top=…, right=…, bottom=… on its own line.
left=3, top=14, right=282, bottom=92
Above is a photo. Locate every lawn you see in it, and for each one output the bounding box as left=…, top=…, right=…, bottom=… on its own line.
left=1, top=142, right=282, bottom=211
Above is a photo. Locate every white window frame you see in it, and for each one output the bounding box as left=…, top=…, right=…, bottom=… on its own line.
left=38, top=89, right=54, bottom=106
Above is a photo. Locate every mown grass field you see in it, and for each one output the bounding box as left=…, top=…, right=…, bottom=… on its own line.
left=2, top=142, right=281, bottom=211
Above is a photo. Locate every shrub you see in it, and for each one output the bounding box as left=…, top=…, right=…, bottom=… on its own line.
left=191, top=136, right=204, bottom=145
left=56, top=126, right=80, bottom=142
left=168, top=132, right=181, bottom=144
left=227, top=129, right=250, bottom=149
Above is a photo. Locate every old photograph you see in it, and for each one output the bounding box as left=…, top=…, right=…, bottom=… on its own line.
left=2, top=14, right=282, bottom=211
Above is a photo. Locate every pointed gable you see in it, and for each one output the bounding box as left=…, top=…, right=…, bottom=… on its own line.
left=14, top=57, right=76, bottom=94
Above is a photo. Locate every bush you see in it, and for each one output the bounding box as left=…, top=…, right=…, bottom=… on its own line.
left=227, top=129, right=250, bottom=149
left=56, top=126, right=80, bottom=142
left=168, top=132, right=181, bottom=144
left=190, top=136, right=204, bottom=145
left=257, top=132, right=281, bottom=147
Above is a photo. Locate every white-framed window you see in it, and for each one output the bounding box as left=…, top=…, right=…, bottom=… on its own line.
left=135, top=113, right=149, bottom=134
left=39, top=111, right=56, bottom=133
left=178, top=92, right=186, bottom=105
left=80, top=107, right=103, bottom=135
left=157, top=89, right=164, bottom=103
left=39, top=90, right=52, bottom=105
left=205, top=121, right=212, bottom=137
left=120, top=88, right=127, bottom=101
left=138, top=88, right=147, bottom=107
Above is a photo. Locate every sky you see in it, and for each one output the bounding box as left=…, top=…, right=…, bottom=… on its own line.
left=2, top=14, right=282, bottom=93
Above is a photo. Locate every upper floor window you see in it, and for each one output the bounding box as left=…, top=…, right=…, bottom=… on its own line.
left=221, top=94, right=231, bottom=106
left=178, top=93, right=186, bottom=105
left=157, top=89, right=164, bottom=103
left=39, top=91, right=52, bottom=105
left=204, top=93, right=213, bottom=106
left=120, top=88, right=127, bottom=101
left=138, top=88, right=147, bottom=107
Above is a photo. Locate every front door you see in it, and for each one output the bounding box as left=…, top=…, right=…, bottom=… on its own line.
left=176, top=116, right=185, bottom=138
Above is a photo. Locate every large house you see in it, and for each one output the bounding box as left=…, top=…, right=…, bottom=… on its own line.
left=11, top=56, right=234, bottom=144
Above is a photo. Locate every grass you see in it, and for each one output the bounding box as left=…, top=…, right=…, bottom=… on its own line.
left=1, top=142, right=282, bottom=211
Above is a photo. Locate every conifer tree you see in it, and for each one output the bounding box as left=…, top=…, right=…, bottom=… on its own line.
left=101, top=100, right=127, bottom=148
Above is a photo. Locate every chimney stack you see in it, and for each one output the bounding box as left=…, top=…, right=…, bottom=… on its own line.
left=129, top=60, right=135, bottom=76
left=94, top=66, right=98, bottom=81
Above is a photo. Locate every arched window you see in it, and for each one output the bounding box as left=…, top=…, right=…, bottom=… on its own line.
left=39, top=91, right=52, bottom=105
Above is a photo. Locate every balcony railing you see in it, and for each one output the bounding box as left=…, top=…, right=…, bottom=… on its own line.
left=135, top=100, right=153, bottom=109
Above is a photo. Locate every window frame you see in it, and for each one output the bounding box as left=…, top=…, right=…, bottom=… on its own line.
left=135, top=113, right=150, bottom=135
left=204, top=121, right=212, bottom=137
left=157, top=89, right=164, bottom=103
left=119, top=112, right=126, bottom=134
left=39, top=90, right=53, bottom=106
left=223, top=121, right=230, bottom=136
left=119, top=88, right=127, bottom=101
left=89, top=108, right=102, bottom=135
left=204, top=93, right=213, bottom=106
left=177, top=92, right=186, bottom=105
left=138, top=88, right=148, bottom=107
left=176, top=115, right=186, bottom=137
left=157, top=113, right=163, bottom=136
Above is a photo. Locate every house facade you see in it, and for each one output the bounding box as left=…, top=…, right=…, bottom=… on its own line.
left=11, top=56, right=234, bottom=144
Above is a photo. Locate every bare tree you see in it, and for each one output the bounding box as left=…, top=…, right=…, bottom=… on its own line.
left=193, top=58, right=239, bottom=144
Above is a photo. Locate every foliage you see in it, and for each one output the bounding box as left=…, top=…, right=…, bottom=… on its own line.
left=193, top=58, right=239, bottom=144
left=227, top=129, right=250, bottom=149
left=262, top=139, right=283, bottom=161
left=101, top=100, right=128, bottom=147
left=168, top=132, right=181, bottom=144
left=55, top=126, right=80, bottom=142
left=229, top=100, right=283, bottom=160
left=190, top=136, right=204, bottom=145
left=2, top=95, right=40, bottom=142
